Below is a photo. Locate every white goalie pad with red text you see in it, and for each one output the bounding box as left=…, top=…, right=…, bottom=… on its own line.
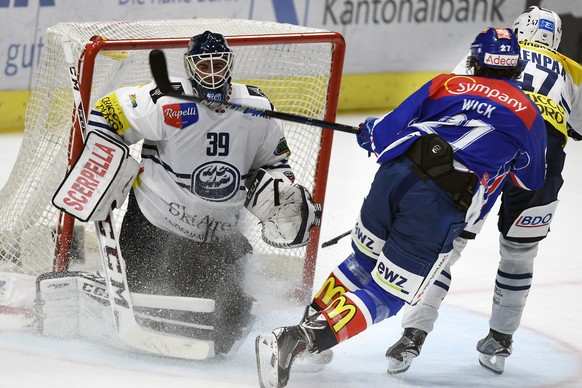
left=52, top=131, right=139, bottom=222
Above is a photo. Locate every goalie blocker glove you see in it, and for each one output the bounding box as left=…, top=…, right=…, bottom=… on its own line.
left=52, top=131, right=139, bottom=222
left=245, top=169, right=322, bottom=248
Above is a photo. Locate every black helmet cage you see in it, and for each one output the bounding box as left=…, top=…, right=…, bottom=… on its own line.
left=184, top=52, right=233, bottom=89
left=184, top=31, right=234, bottom=101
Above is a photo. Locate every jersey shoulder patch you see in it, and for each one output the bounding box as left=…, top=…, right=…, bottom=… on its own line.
left=245, top=85, right=274, bottom=110
left=246, top=85, right=268, bottom=99
left=149, top=82, right=185, bottom=104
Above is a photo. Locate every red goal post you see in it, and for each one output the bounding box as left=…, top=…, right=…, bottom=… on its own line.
left=0, top=19, right=346, bottom=301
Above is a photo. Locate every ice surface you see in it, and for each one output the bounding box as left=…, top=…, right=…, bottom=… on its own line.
left=1, top=115, right=581, bottom=387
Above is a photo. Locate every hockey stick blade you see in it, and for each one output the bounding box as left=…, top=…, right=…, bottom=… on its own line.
left=150, top=48, right=175, bottom=95
left=321, top=230, right=351, bottom=248
left=149, top=49, right=360, bottom=135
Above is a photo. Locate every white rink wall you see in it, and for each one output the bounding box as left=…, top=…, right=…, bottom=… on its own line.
left=2, top=0, right=582, bottom=90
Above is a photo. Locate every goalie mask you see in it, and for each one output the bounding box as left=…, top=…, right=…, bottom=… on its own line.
left=184, top=31, right=233, bottom=102
left=513, top=6, right=562, bottom=50
left=468, top=27, right=521, bottom=78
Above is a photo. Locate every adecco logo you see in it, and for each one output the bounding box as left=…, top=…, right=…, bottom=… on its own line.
left=0, top=0, right=54, bottom=7
left=484, top=52, right=519, bottom=67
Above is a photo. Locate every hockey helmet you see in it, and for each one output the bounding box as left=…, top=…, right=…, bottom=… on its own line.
left=513, top=6, right=562, bottom=50
left=469, top=27, right=520, bottom=72
left=184, top=31, right=233, bottom=101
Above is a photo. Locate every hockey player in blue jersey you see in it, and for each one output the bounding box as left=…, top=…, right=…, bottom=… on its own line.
left=386, top=6, right=582, bottom=375
left=255, top=27, right=547, bottom=388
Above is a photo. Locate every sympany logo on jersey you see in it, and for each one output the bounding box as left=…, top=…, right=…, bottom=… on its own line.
left=163, top=103, right=199, bottom=129
left=432, top=75, right=538, bottom=127
left=191, top=161, right=240, bottom=202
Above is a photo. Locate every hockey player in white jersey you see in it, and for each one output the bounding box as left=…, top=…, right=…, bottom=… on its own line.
left=386, top=6, right=582, bottom=375
left=39, top=31, right=321, bottom=358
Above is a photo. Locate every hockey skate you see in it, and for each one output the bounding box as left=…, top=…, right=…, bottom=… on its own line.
left=476, top=329, right=513, bottom=374
left=292, top=347, right=333, bottom=373
left=292, top=305, right=333, bottom=373
left=385, top=328, right=427, bottom=374
left=255, top=326, right=309, bottom=388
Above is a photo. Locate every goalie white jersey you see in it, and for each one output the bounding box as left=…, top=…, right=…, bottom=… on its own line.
left=87, top=79, right=293, bottom=243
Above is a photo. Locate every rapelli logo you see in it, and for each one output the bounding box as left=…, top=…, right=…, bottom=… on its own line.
left=163, top=103, right=199, bottom=128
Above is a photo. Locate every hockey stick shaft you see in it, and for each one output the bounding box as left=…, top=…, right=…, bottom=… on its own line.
left=148, top=49, right=360, bottom=135
left=321, top=230, right=351, bottom=248
left=61, top=38, right=210, bottom=359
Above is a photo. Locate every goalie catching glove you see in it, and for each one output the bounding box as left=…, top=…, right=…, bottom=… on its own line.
left=244, top=169, right=322, bottom=248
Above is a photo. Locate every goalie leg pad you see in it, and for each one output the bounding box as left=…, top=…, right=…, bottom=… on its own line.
left=214, top=291, right=257, bottom=355
left=36, top=272, right=232, bottom=357
left=245, top=168, right=322, bottom=248
left=52, top=130, right=139, bottom=222
left=35, top=271, right=115, bottom=341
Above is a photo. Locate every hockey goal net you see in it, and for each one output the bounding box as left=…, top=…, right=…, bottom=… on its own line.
left=0, top=19, right=345, bottom=304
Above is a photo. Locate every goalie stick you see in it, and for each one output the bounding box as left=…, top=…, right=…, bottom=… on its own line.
left=61, top=38, right=210, bottom=359
left=148, top=49, right=361, bottom=135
